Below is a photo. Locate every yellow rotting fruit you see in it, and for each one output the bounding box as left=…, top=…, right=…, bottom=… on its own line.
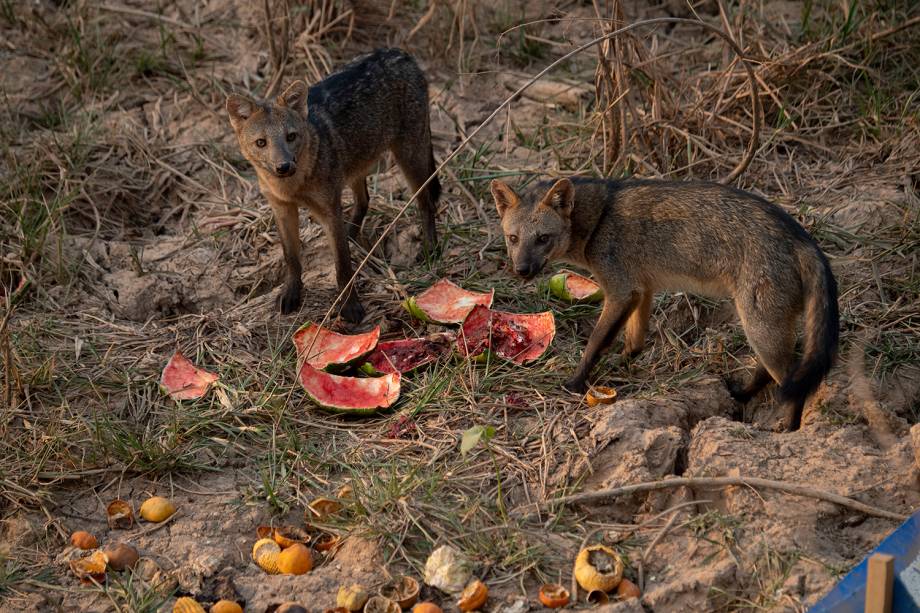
left=585, top=386, right=618, bottom=407
left=256, top=551, right=282, bottom=574
left=412, top=603, right=443, bottom=613
left=252, top=538, right=281, bottom=562
left=276, top=605, right=308, bottom=613
left=308, top=497, right=343, bottom=520
left=457, top=580, right=488, bottom=612
left=70, top=531, right=98, bottom=550
left=106, top=499, right=134, bottom=529
left=574, top=545, right=624, bottom=593
left=337, top=584, right=370, bottom=612
left=104, top=543, right=140, bottom=572
left=380, top=575, right=420, bottom=609
left=364, top=596, right=401, bottom=613
left=69, top=550, right=108, bottom=583
left=273, top=525, right=310, bottom=549
left=616, top=578, right=641, bottom=600
left=210, top=600, right=243, bottom=613
left=139, top=496, right=176, bottom=523
left=538, top=584, right=570, bottom=609
left=173, top=597, right=206, bottom=613
left=586, top=590, right=609, bottom=606
left=277, top=543, right=313, bottom=575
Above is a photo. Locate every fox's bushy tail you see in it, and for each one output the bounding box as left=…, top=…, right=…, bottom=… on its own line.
left=778, top=246, right=839, bottom=429
left=428, top=147, right=442, bottom=203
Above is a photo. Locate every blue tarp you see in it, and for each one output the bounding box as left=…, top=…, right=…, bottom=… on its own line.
left=810, top=510, right=920, bottom=612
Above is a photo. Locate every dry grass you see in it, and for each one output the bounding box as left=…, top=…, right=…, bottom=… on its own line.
left=1, top=0, right=918, bottom=609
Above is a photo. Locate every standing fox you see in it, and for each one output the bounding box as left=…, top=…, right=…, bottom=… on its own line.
left=227, top=48, right=441, bottom=322
left=491, top=177, right=839, bottom=431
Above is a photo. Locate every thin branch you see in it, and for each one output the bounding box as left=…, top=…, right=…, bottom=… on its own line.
left=512, top=475, right=908, bottom=522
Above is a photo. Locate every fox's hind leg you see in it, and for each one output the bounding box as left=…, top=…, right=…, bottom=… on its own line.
left=393, top=136, right=438, bottom=254
left=622, top=290, right=653, bottom=358
left=738, top=312, right=798, bottom=428
left=347, top=176, right=369, bottom=240
left=728, top=363, right=774, bottom=403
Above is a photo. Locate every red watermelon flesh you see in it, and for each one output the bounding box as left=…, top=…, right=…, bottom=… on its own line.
left=364, top=333, right=454, bottom=375
left=293, top=323, right=380, bottom=370
left=457, top=305, right=555, bottom=364
left=160, top=351, right=219, bottom=400
left=298, top=363, right=400, bottom=413
left=409, top=279, right=494, bottom=324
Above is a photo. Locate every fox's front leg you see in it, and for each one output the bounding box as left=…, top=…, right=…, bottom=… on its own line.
left=321, top=191, right=366, bottom=324
left=564, top=293, right=639, bottom=394
left=271, top=201, right=303, bottom=314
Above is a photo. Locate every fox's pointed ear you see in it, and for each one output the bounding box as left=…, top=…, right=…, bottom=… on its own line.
left=226, top=94, right=255, bottom=131
left=542, top=178, right=575, bottom=219
left=491, top=180, right=519, bottom=219
left=277, top=80, right=308, bottom=113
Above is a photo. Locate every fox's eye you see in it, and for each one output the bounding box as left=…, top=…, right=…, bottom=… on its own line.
left=508, top=235, right=519, bottom=244
left=537, top=234, right=550, bottom=245
left=286, top=132, right=297, bottom=142
left=255, top=138, right=266, bottom=148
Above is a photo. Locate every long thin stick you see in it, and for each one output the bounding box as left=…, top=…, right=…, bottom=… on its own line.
left=305, top=16, right=761, bottom=356
left=512, top=475, right=908, bottom=522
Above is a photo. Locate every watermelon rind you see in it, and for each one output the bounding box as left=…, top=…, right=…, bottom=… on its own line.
left=548, top=271, right=603, bottom=303
left=293, top=322, right=380, bottom=372
left=298, top=363, right=400, bottom=415
left=403, top=279, right=495, bottom=325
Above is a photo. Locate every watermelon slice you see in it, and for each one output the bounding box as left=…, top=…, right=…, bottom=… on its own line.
left=293, top=323, right=380, bottom=371
left=403, top=279, right=494, bottom=325
left=160, top=351, right=219, bottom=400
left=457, top=305, right=555, bottom=365
left=361, top=332, right=455, bottom=375
left=549, top=271, right=603, bottom=303
left=298, top=363, right=400, bottom=414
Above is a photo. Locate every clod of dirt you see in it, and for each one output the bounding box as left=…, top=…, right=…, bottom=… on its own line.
left=424, top=545, right=471, bottom=594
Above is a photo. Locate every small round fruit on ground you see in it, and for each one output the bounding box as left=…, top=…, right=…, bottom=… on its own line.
left=210, top=600, right=243, bottom=613
left=412, top=603, right=443, bottom=613
left=314, top=532, right=339, bottom=552
left=104, top=543, right=139, bottom=571
left=457, top=580, right=488, bottom=612
left=273, top=525, right=310, bottom=549
left=616, top=578, right=641, bottom=599
left=573, top=544, right=624, bottom=593
left=585, top=386, right=617, bottom=407
left=380, top=575, right=420, bottom=609
left=69, top=550, right=108, bottom=583
left=277, top=543, right=313, bottom=575
left=106, top=499, right=134, bottom=529
left=538, top=584, right=570, bottom=608
left=586, top=590, right=609, bottom=606
left=252, top=537, right=281, bottom=561
left=139, top=496, right=176, bottom=522
left=364, top=596, right=401, bottom=613
left=173, top=597, right=206, bottom=613
left=337, top=584, right=370, bottom=612
left=70, top=531, right=98, bottom=550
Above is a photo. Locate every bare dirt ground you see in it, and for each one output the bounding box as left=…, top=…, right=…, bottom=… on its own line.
left=1, top=1, right=919, bottom=612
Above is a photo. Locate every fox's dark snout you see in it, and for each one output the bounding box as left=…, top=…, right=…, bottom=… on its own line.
left=514, top=260, right=543, bottom=280
left=275, top=161, right=295, bottom=176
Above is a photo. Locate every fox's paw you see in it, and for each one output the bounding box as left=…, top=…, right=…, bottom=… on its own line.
left=562, top=376, right=588, bottom=395
left=279, top=284, right=303, bottom=315
left=340, top=299, right=366, bottom=324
